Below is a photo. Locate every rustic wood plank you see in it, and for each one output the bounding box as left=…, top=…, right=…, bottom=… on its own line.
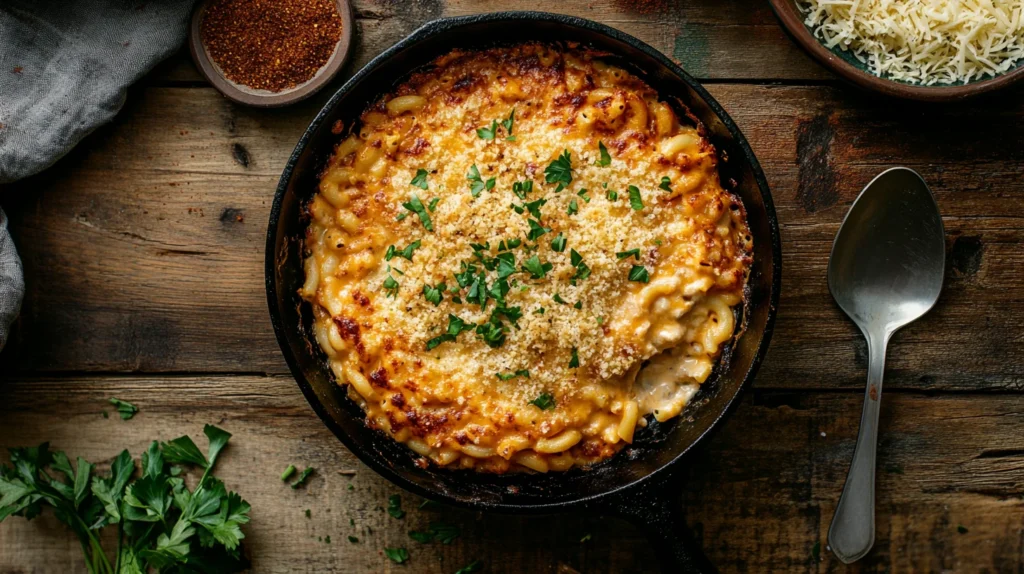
left=148, top=0, right=829, bottom=87
left=0, top=376, right=1021, bottom=572
left=4, top=83, right=1024, bottom=392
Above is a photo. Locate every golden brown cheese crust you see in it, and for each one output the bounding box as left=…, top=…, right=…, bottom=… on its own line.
left=301, top=43, right=752, bottom=473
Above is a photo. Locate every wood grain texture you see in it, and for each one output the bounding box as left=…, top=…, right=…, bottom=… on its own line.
left=3, top=83, right=1024, bottom=392
left=0, top=376, right=1021, bottom=573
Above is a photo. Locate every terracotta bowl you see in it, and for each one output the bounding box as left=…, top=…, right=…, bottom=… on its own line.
left=188, top=0, right=354, bottom=107
left=769, top=0, right=1024, bottom=102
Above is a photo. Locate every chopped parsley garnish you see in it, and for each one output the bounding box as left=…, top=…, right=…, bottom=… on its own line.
left=384, top=245, right=396, bottom=261
left=522, top=255, right=553, bottom=279
left=429, top=521, right=461, bottom=544
left=577, top=188, right=591, bottom=203
left=324, top=535, right=331, bottom=544
left=502, top=108, right=515, bottom=140
left=596, top=141, right=611, bottom=166
left=570, top=249, right=583, bottom=267
left=454, top=263, right=478, bottom=288
left=476, top=119, right=499, bottom=140
left=495, top=252, right=517, bottom=279
left=475, top=320, right=506, bottom=348
left=428, top=197, right=440, bottom=211
left=395, top=240, right=421, bottom=261
left=488, top=278, right=510, bottom=303
left=494, top=305, right=523, bottom=326
left=550, top=233, right=567, bottom=253
left=569, top=347, right=580, bottom=368
left=529, top=393, right=556, bottom=410
left=410, top=168, right=429, bottom=190
left=659, top=176, right=672, bottom=192
left=596, top=316, right=604, bottom=325
left=628, top=185, right=644, bottom=210
left=465, top=273, right=488, bottom=307
left=506, top=238, right=522, bottom=248
left=512, top=179, right=533, bottom=199
left=534, top=307, right=545, bottom=315
left=348, top=535, right=359, bottom=543
left=544, top=149, right=573, bottom=192
left=291, top=466, right=315, bottom=489
left=383, top=274, right=399, bottom=298
left=396, top=212, right=408, bottom=221
left=526, top=218, right=551, bottom=241
left=524, top=198, right=547, bottom=219
left=496, top=369, right=530, bottom=380
left=573, top=300, right=582, bottom=309
left=281, top=464, right=297, bottom=481
left=425, top=314, right=474, bottom=350
left=567, top=198, right=579, bottom=215
left=109, top=397, right=138, bottom=420
left=606, top=189, right=619, bottom=201
left=384, top=547, right=409, bottom=564
left=387, top=494, right=405, bottom=519
left=616, top=248, right=641, bottom=260
left=402, top=194, right=434, bottom=231
left=466, top=164, right=495, bottom=197
left=455, top=560, right=484, bottom=574
left=553, top=293, right=569, bottom=305
left=628, top=265, right=651, bottom=283
left=571, top=262, right=591, bottom=284
left=422, top=282, right=446, bottom=306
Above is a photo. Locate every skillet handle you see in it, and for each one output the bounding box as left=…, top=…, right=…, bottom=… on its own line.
left=597, top=481, right=717, bottom=574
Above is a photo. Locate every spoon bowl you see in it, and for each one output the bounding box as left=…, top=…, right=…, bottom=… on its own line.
left=826, top=167, right=945, bottom=563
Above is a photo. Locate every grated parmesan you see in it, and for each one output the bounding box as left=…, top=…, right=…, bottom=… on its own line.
left=799, top=0, right=1024, bottom=85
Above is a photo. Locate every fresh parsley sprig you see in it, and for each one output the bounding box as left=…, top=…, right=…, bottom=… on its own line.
left=544, top=149, right=573, bottom=192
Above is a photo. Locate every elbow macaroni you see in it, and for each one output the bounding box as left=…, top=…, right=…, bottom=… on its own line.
left=300, top=44, right=752, bottom=473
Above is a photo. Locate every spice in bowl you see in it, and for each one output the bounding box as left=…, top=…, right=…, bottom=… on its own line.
left=200, top=0, right=343, bottom=93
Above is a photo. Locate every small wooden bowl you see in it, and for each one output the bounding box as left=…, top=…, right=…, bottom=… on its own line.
left=769, top=0, right=1024, bottom=102
left=189, top=0, right=354, bottom=107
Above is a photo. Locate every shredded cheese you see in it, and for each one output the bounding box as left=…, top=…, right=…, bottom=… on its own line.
left=800, top=0, right=1024, bottom=85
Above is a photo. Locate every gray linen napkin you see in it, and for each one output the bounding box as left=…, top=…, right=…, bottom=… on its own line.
left=0, top=0, right=195, bottom=350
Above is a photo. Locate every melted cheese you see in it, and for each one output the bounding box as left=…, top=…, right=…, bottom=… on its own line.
left=301, top=43, right=752, bottom=473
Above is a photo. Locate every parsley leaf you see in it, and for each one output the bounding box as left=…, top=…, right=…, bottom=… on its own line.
left=396, top=240, right=421, bottom=261
left=383, top=274, right=399, bottom=298
left=384, top=547, right=409, bottom=564
left=475, top=320, right=506, bottom=348
left=606, top=189, right=619, bottom=201
left=409, top=530, right=433, bottom=543
left=628, top=185, right=644, bottom=210
left=502, top=108, right=515, bottom=139
left=384, top=245, right=396, bottom=261
left=567, top=198, right=578, bottom=215
left=524, top=198, right=547, bottom=220
left=628, top=265, right=650, bottom=283
left=466, top=164, right=496, bottom=197
left=428, top=197, right=440, bottom=211
left=506, top=238, right=522, bottom=248
left=290, top=466, right=314, bottom=488
left=410, top=169, right=429, bottom=190
left=570, top=249, right=583, bottom=267
left=402, top=194, right=434, bottom=231
left=495, top=252, right=517, bottom=279
left=522, top=255, right=553, bottom=279
left=429, top=521, right=460, bottom=544
left=512, top=180, right=533, bottom=200
left=529, top=393, right=556, bottom=410
left=577, top=188, right=590, bottom=203
left=348, top=535, right=359, bottom=543
left=496, top=369, right=530, bottom=381
left=659, top=176, right=672, bottom=192
left=616, top=248, right=641, bottom=260
left=569, top=347, right=580, bottom=368
left=109, top=398, right=138, bottom=421
left=387, top=494, right=405, bottom=519
left=596, top=141, right=611, bottom=166
left=553, top=293, right=569, bottom=305
left=550, top=233, right=567, bottom=253
left=425, top=314, right=473, bottom=350
left=422, top=282, right=446, bottom=306
left=476, top=119, right=499, bottom=140
left=544, top=149, right=573, bottom=192
left=526, top=218, right=550, bottom=241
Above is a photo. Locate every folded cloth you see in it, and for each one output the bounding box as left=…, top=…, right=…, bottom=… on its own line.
left=0, top=0, right=195, bottom=349
left=0, top=208, right=23, bottom=350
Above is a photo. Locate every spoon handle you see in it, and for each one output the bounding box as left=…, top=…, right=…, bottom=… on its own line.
left=828, top=332, right=888, bottom=563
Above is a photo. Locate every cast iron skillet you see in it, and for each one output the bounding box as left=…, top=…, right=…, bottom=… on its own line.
left=266, top=12, right=781, bottom=573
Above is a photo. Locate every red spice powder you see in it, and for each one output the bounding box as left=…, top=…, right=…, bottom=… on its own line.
left=200, top=0, right=342, bottom=92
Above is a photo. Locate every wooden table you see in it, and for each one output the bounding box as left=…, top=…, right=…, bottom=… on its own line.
left=2, top=1, right=1023, bottom=572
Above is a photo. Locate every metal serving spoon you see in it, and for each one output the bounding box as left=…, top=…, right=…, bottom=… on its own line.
left=826, top=167, right=945, bottom=563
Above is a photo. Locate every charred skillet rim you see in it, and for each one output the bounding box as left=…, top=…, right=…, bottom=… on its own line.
left=267, top=10, right=780, bottom=523
left=769, top=0, right=1024, bottom=102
